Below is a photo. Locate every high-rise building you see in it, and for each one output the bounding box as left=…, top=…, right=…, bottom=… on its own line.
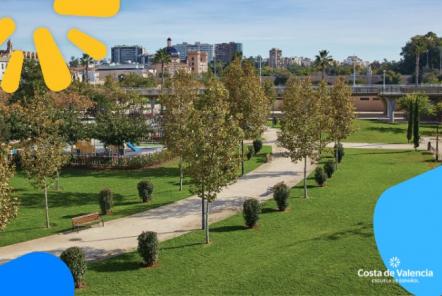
left=187, top=51, right=208, bottom=75
left=174, top=42, right=214, bottom=62
left=269, top=48, right=283, bottom=68
left=215, top=42, right=243, bottom=64
left=111, top=45, right=145, bottom=64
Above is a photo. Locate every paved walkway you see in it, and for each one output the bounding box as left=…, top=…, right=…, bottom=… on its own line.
left=0, top=128, right=313, bottom=263
left=339, top=142, right=425, bottom=150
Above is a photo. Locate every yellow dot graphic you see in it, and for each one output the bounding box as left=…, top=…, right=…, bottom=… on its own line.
left=0, top=0, right=120, bottom=93
left=67, top=29, right=107, bottom=60
left=1, top=51, right=24, bottom=93
left=34, top=28, right=72, bottom=92
left=54, top=0, right=120, bottom=18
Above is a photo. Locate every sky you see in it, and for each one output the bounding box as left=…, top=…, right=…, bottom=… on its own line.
left=1, top=0, right=442, bottom=62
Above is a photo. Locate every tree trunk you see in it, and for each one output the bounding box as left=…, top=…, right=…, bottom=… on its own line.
left=335, top=141, right=339, bottom=170
left=179, top=157, right=184, bottom=191
left=416, top=55, right=420, bottom=86
left=241, top=140, right=245, bottom=176
left=201, top=184, right=205, bottom=230
left=204, top=199, right=210, bottom=244
left=44, top=185, right=50, bottom=229
left=303, top=157, right=308, bottom=199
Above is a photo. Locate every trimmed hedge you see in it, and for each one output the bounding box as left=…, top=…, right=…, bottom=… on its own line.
left=243, top=199, right=261, bottom=228
left=324, top=160, right=336, bottom=178
left=60, top=247, right=87, bottom=289
left=137, top=231, right=159, bottom=267
left=314, top=167, right=328, bottom=187
left=253, top=139, right=263, bottom=154
left=137, top=180, right=154, bottom=203
left=98, top=188, right=113, bottom=215
left=273, top=182, right=289, bottom=211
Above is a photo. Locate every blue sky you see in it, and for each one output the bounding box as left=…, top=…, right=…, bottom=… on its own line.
left=1, top=0, right=442, bottom=62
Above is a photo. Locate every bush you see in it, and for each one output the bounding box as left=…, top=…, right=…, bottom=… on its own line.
left=314, top=167, right=328, bottom=187
left=98, top=188, right=113, bottom=215
left=253, top=139, right=263, bottom=154
left=60, top=247, right=87, bottom=289
left=273, top=182, right=289, bottom=211
left=137, top=231, right=159, bottom=267
left=246, top=146, right=255, bottom=160
left=334, top=143, right=345, bottom=163
left=137, top=180, right=154, bottom=203
left=243, top=199, right=261, bottom=228
left=324, top=160, right=336, bottom=178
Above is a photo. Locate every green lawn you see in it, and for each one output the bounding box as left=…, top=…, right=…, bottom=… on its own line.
left=1, top=146, right=271, bottom=247
left=345, top=119, right=437, bottom=144
left=78, top=149, right=435, bottom=296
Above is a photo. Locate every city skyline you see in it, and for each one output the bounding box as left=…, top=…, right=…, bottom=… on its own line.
left=1, top=0, right=442, bottom=62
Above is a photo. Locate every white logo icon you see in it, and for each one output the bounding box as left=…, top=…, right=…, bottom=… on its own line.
left=389, top=257, right=401, bottom=269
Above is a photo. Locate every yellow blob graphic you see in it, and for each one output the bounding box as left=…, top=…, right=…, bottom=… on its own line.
left=0, top=17, right=16, bottom=45
left=1, top=51, right=24, bottom=93
left=67, top=29, right=107, bottom=60
left=34, top=28, right=72, bottom=92
left=54, top=0, right=120, bottom=17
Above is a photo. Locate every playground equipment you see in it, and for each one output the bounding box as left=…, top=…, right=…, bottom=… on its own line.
left=127, top=142, right=141, bottom=153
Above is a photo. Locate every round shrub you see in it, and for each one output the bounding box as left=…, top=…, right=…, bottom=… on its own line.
left=324, top=160, right=336, bottom=178
left=273, top=182, right=289, bottom=211
left=334, top=143, right=345, bottom=163
left=314, top=167, right=328, bottom=187
left=253, top=139, right=263, bottom=154
left=60, top=247, right=87, bottom=289
left=137, top=231, right=159, bottom=267
left=246, top=145, right=255, bottom=160
left=137, top=180, right=154, bottom=203
left=243, top=199, right=261, bottom=228
left=98, top=188, right=113, bottom=215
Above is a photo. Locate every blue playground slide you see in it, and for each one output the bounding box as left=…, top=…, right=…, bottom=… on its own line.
left=127, top=142, right=141, bottom=153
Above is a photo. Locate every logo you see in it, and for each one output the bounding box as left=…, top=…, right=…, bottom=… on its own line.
left=389, top=257, right=401, bottom=269
left=0, top=0, right=120, bottom=93
left=358, top=256, right=435, bottom=285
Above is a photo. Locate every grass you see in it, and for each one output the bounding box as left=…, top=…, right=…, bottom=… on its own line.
left=78, top=149, right=436, bottom=296
left=345, top=119, right=437, bottom=144
left=1, top=146, right=271, bottom=247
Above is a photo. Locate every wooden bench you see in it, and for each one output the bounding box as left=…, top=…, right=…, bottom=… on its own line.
left=72, top=213, right=104, bottom=231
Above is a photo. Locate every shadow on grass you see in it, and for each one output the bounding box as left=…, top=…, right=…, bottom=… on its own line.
left=367, top=127, right=404, bottom=134
left=161, top=242, right=204, bottom=251
left=211, top=225, right=248, bottom=233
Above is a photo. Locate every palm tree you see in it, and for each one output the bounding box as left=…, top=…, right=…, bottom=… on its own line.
left=80, top=54, right=94, bottom=83
left=153, top=48, right=172, bottom=86
left=411, top=36, right=429, bottom=86
left=314, top=50, right=333, bottom=81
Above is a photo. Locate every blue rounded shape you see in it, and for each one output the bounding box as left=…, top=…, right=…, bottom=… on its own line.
left=0, top=252, right=74, bottom=296
left=374, top=167, right=442, bottom=296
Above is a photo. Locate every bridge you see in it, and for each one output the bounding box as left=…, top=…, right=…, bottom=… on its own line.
left=128, top=85, right=442, bottom=123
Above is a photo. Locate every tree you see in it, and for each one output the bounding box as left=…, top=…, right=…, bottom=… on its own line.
left=0, top=146, right=19, bottom=231
left=222, top=58, right=270, bottom=176
left=162, top=70, right=198, bottom=191
left=314, top=50, right=334, bottom=80
left=118, top=73, right=156, bottom=88
left=408, top=36, right=430, bottom=85
left=93, top=83, right=148, bottom=153
left=153, top=49, right=172, bottom=86
left=20, top=95, right=68, bottom=228
left=22, top=135, right=67, bottom=229
left=80, top=54, right=94, bottom=83
left=184, top=79, right=243, bottom=243
left=278, top=78, right=321, bottom=199
left=263, top=80, right=277, bottom=126
left=399, top=93, right=432, bottom=146
left=329, top=78, right=354, bottom=168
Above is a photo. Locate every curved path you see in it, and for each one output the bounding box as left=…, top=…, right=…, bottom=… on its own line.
left=0, top=128, right=312, bottom=263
